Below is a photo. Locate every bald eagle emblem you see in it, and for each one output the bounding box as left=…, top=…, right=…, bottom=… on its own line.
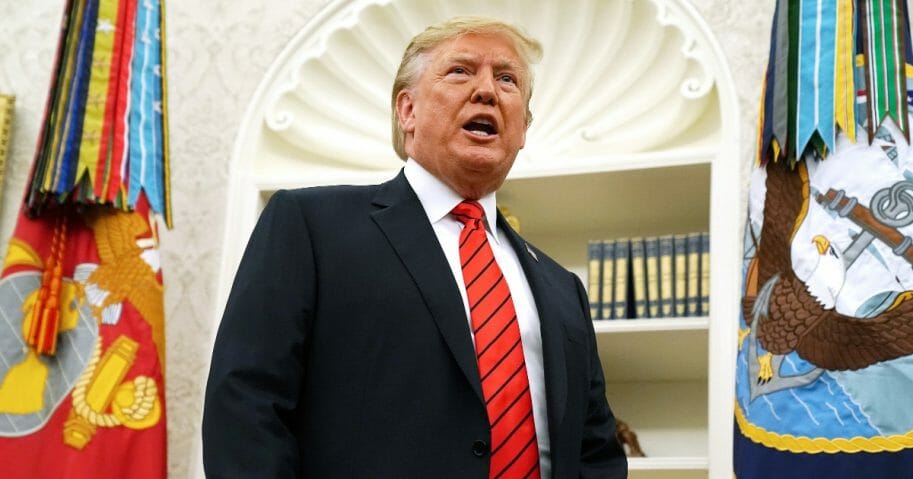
left=742, top=159, right=913, bottom=401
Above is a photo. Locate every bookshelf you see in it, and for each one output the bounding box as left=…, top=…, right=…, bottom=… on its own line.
left=497, top=164, right=711, bottom=286
left=500, top=163, right=720, bottom=478
left=219, top=1, right=743, bottom=478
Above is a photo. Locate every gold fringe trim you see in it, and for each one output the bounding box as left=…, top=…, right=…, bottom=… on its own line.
left=735, top=400, right=913, bottom=453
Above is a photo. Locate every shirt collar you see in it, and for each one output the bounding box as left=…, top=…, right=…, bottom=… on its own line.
left=403, top=159, right=500, bottom=240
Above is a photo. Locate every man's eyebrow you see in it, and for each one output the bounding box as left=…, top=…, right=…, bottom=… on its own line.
left=493, top=59, right=522, bottom=72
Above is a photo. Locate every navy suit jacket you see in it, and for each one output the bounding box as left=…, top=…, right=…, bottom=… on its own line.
left=202, top=171, right=627, bottom=478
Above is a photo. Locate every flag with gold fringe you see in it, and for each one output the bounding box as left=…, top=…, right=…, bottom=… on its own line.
left=738, top=1, right=913, bottom=477
left=0, top=0, right=169, bottom=477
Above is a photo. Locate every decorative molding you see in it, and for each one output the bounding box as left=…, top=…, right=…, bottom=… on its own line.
left=653, top=0, right=715, bottom=99
left=240, top=0, right=725, bottom=182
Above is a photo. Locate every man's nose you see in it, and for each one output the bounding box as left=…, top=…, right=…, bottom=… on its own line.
left=471, top=74, right=497, bottom=106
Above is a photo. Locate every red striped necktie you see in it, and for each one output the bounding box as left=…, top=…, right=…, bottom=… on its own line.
left=451, top=200, right=540, bottom=479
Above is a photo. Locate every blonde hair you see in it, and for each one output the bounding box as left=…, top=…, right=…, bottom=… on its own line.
left=391, top=16, right=543, bottom=160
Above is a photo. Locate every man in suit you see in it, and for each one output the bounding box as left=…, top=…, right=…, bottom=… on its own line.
left=202, top=16, right=627, bottom=478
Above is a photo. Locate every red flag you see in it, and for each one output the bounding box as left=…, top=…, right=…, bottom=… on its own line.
left=0, top=197, right=166, bottom=478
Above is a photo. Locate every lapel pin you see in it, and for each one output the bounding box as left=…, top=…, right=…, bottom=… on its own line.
left=525, top=243, right=538, bottom=262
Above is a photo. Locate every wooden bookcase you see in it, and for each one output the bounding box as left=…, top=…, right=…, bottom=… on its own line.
left=498, top=159, right=731, bottom=478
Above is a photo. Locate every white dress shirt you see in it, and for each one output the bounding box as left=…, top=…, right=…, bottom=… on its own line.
left=403, top=159, right=551, bottom=476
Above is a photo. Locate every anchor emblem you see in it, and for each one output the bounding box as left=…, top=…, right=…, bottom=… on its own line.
left=816, top=180, right=913, bottom=268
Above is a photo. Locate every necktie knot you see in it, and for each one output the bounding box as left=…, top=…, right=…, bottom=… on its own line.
left=451, top=200, right=484, bottom=225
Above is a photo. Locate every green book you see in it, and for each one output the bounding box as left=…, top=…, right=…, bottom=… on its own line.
left=613, top=239, right=630, bottom=320
left=673, top=234, right=688, bottom=317
left=630, top=238, right=647, bottom=319
left=600, top=239, right=616, bottom=320
left=587, top=240, right=603, bottom=320
left=644, top=236, right=661, bottom=318
left=686, top=233, right=702, bottom=317
left=700, top=232, right=711, bottom=315
left=658, top=235, right=674, bottom=318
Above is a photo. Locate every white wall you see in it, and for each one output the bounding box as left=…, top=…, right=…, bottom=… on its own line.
left=0, top=1, right=772, bottom=476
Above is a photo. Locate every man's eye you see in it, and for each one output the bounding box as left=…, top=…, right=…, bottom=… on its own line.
left=499, top=74, right=516, bottom=84
left=451, top=67, right=467, bottom=75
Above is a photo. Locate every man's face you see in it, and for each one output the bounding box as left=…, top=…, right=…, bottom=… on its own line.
left=396, top=32, right=529, bottom=199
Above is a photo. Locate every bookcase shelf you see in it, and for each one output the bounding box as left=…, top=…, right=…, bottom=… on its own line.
left=595, top=318, right=708, bottom=383
left=593, top=317, right=708, bottom=333
left=629, top=469, right=708, bottom=479
left=499, top=164, right=711, bottom=285
left=607, top=379, right=708, bottom=471
left=499, top=163, right=711, bottom=239
left=629, top=456, right=709, bottom=470
left=629, top=455, right=710, bottom=479
left=499, top=158, right=728, bottom=477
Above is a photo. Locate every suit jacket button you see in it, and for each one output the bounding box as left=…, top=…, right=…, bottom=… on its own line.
left=472, top=440, right=489, bottom=457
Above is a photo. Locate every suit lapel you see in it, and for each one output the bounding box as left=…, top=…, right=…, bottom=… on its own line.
left=370, top=172, right=484, bottom=402
left=369, top=173, right=569, bottom=435
left=497, top=214, right=569, bottom=439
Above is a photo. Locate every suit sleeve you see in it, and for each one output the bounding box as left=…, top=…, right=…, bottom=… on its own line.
left=573, top=274, right=628, bottom=479
left=202, top=190, right=315, bottom=478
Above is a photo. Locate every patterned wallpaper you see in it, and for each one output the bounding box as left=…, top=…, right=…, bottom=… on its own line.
left=0, top=1, right=772, bottom=476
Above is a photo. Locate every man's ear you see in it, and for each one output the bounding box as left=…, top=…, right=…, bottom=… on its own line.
left=395, top=89, right=416, bottom=134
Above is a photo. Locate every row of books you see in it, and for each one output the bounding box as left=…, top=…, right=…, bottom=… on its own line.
left=587, top=233, right=710, bottom=320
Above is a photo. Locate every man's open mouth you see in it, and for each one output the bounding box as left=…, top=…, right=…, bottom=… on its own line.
left=463, top=117, right=498, bottom=136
